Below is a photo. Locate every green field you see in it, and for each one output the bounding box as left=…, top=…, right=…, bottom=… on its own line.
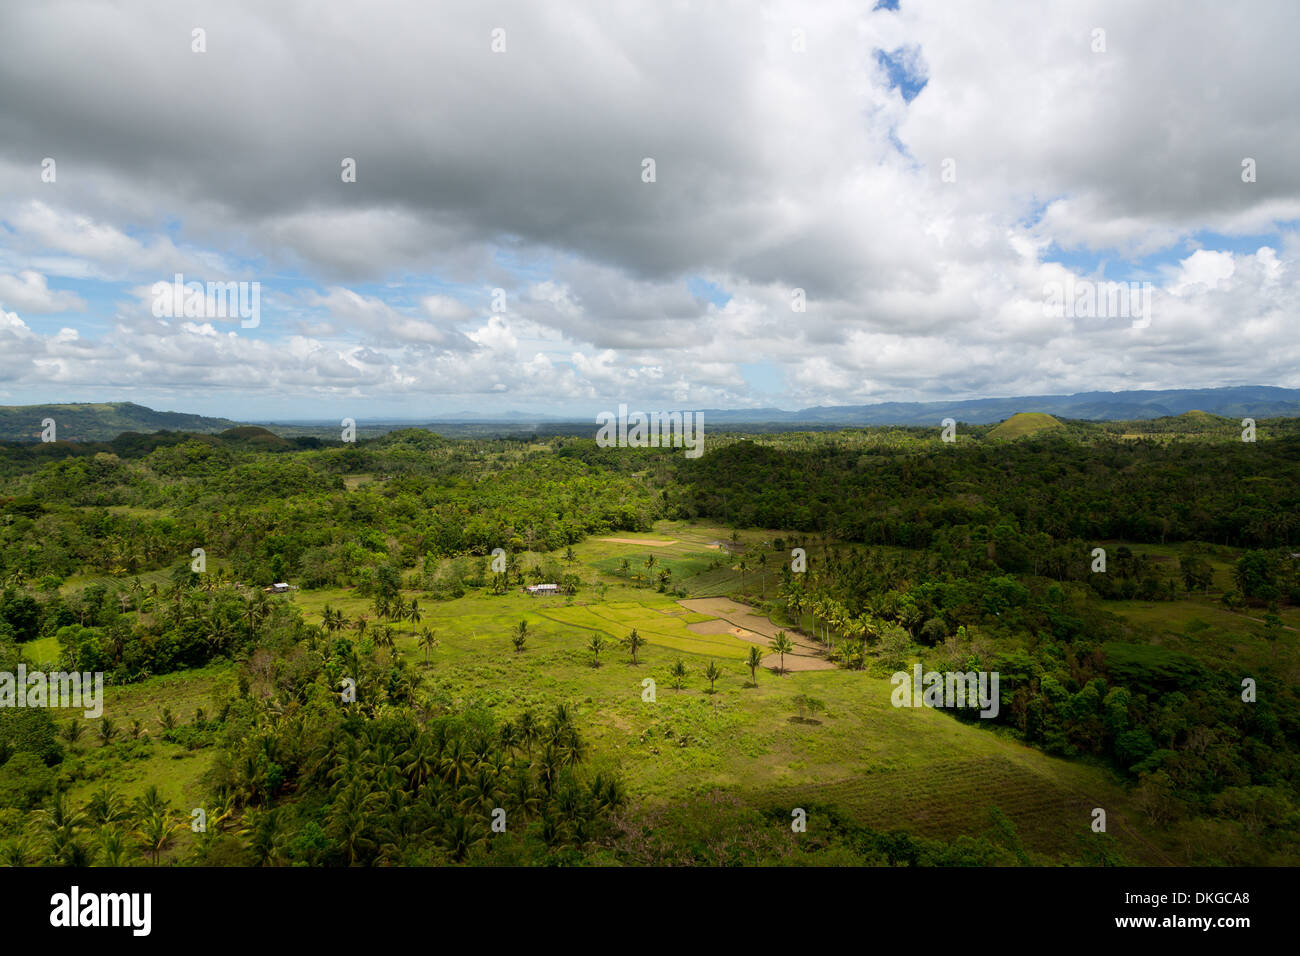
left=260, top=527, right=1166, bottom=863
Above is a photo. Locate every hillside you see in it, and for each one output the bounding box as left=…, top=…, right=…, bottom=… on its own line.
left=697, top=385, right=1300, bottom=425
left=987, top=412, right=1066, bottom=439
left=0, top=402, right=239, bottom=442
left=1, top=387, right=1297, bottom=442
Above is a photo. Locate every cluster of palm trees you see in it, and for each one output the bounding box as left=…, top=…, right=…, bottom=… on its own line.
left=321, top=599, right=441, bottom=666
left=663, top=635, right=796, bottom=693
left=779, top=579, right=917, bottom=671
left=733, top=551, right=771, bottom=597
left=369, top=594, right=423, bottom=635
left=2, top=784, right=194, bottom=867
left=614, top=555, right=673, bottom=591
left=614, top=626, right=797, bottom=686
left=227, top=700, right=624, bottom=865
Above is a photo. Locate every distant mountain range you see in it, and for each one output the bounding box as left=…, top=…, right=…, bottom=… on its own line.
left=690, top=386, right=1300, bottom=425
left=1, top=386, right=1297, bottom=441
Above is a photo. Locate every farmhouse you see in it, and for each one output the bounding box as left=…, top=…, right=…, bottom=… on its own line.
left=526, top=583, right=559, bottom=596
left=264, top=582, right=296, bottom=594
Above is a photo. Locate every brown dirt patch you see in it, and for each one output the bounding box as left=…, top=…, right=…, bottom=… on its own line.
left=681, top=598, right=834, bottom=672
left=600, top=537, right=678, bottom=546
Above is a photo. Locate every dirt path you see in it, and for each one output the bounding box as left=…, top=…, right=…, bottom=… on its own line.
left=679, top=597, right=834, bottom=672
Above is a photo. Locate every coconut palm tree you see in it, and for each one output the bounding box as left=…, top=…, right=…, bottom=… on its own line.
left=622, top=628, right=646, bottom=665
left=669, top=658, right=687, bottom=690
left=704, top=660, right=722, bottom=693
left=746, top=645, right=765, bottom=685
left=417, top=627, right=439, bottom=667
left=61, top=720, right=84, bottom=750
left=517, top=710, right=540, bottom=757
left=390, top=596, right=409, bottom=629
left=772, top=631, right=795, bottom=675
left=85, top=783, right=131, bottom=828
left=511, top=619, right=529, bottom=653
left=98, top=718, right=118, bottom=745
left=97, top=825, right=130, bottom=866
left=587, top=633, right=606, bottom=667
left=134, top=805, right=182, bottom=865
left=37, top=792, right=88, bottom=866
left=245, top=592, right=272, bottom=637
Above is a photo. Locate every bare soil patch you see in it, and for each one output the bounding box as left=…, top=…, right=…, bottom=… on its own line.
left=600, top=537, right=678, bottom=546
left=681, top=598, right=834, bottom=672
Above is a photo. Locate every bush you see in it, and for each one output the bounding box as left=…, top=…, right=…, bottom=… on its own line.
left=0, top=707, right=63, bottom=765
left=0, top=752, right=57, bottom=809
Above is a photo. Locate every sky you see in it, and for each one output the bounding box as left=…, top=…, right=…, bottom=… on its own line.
left=0, top=0, right=1297, bottom=421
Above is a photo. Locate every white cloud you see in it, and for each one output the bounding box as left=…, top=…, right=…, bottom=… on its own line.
left=0, top=0, right=1297, bottom=412
left=0, top=270, right=84, bottom=313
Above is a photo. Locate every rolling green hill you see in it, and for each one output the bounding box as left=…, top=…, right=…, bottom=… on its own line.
left=987, top=412, right=1066, bottom=439
left=0, top=402, right=239, bottom=442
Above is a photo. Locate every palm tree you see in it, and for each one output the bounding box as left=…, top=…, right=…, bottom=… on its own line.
left=95, top=825, right=130, bottom=865
left=587, top=633, right=606, bottom=667
left=704, top=660, right=722, bottom=693
left=245, top=592, right=271, bottom=637
left=746, top=645, right=765, bottom=685
left=243, top=806, right=287, bottom=866
left=37, top=792, right=88, bottom=866
left=86, top=783, right=131, bottom=828
left=402, top=737, right=438, bottom=791
left=418, top=627, right=439, bottom=667
left=390, top=596, right=409, bottom=629
left=670, top=658, right=687, bottom=690
left=98, top=718, right=118, bottom=746
left=622, top=628, right=646, bottom=665
left=405, top=598, right=422, bottom=637
left=512, top=619, right=529, bottom=653
left=771, top=631, right=795, bottom=675
left=61, top=720, right=84, bottom=750
left=517, top=710, right=540, bottom=757
left=134, top=806, right=182, bottom=865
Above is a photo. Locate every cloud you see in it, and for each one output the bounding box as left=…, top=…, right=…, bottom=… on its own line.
left=0, top=0, right=1297, bottom=414
left=0, top=270, right=84, bottom=313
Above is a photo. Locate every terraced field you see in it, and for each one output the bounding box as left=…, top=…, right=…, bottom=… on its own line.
left=541, top=601, right=752, bottom=658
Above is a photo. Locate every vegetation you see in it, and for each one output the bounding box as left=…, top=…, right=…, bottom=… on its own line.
left=0, top=414, right=1297, bottom=866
